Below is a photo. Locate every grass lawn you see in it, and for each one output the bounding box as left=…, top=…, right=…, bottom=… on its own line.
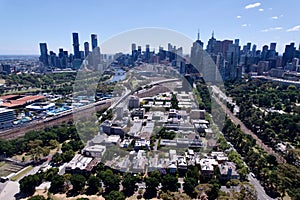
left=0, top=162, right=6, bottom=168
left=11, top=165, right=33, bottom=181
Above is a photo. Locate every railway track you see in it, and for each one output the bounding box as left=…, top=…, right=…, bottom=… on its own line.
left=212, top=94, right=286, bottom=164
left=0, top=100, right=111, bottom=140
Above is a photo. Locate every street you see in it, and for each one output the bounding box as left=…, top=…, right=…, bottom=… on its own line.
left=248, top=174, right=276, bottom=200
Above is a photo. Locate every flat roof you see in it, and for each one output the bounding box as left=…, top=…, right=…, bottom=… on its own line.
left=0, top=108, right=14, bottom=113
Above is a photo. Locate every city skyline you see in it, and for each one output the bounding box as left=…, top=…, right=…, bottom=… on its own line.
left=0, top=0, right=300, bottom=55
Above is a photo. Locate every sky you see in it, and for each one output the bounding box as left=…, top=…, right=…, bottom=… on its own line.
left=0, top=0, right=299, bottom=55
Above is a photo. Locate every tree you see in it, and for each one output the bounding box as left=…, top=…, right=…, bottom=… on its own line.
left=28, top=195, right=46, bottom=200
left=49, top=139, right=59, bottom=149
left=61, top=142, right=73, bottom=152
left=44, top=167, right=59, bottom=181
left=87, top=175, right=101, bottom=194
left=49, top=174, right=65, bottom=193
left=122, top=173, right=137, bottom=196
left=19, top=174, right=41, bottom=195
left=171, top=93, right=179, bottom=109
left=161, top=174, right=178, bottom=192
left=105, top=190, right=125, bottom=200
left=183, top=177, right=198, bottom=197
left=52, top=152, right=63, bottom=164
left=145, top=176, right=160, bottom=194
left=62, top=149, right=75, bottom=162
left=100, top=169, right=120, bottom=193
left=70, top=174, right=86, bottom=192
left=274, top=102, right=282, bottom=110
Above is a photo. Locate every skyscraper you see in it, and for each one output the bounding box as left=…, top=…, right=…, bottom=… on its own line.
left=84, top=42, right=90, bottom=58
left=190, top=30, right=204, bottom=74
left=72, top=32, right=80, bottom=59
left=282, top=43, right=296, bottom=67
left=206, top=31, right=216, bottom=54
left=39, top=43, right=49, bottom=66
left=91, top=34, right=98, bottom=50
left=270, top=43, right=277, bottom=51
left=131, top=43, right=136, bottom=52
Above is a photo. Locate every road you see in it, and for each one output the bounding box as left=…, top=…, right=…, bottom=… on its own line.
left=108, top=78, right=181, bottom=110
left=248, top=174, right=276, bottom=200
left=0, top=164, right=42, bottom=200
left=210, top=98, right=277, bottom=200
left=0, top=181, right=19, bottom=200
left=211, top=86, right=286, bottom=164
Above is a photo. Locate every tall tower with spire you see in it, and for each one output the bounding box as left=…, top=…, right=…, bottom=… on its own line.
left=196, top=29, right=204, bottom=46
left=206, top=31, right=217, bottom=54
left=190, top=30, right=204, bottom=73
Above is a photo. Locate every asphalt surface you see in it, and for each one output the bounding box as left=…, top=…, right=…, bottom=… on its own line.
left=248, top=174, right=276, bottom=200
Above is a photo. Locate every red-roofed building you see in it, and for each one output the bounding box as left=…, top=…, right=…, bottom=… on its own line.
left=0, top=95, right=46, bottom=108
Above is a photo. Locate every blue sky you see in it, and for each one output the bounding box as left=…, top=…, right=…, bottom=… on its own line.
left=0, top=0, right=299, bottom=55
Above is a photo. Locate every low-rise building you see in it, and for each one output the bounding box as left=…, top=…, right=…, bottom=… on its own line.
left=218, top=162, right=239, bottom=180
left=190, top=109, right=206, bottom=119
left=128, top=95, right=140, bottom=109
left=0, top=108, right=15, bottom=129
left=82, top=145, right=106, bottom=158
left=101, top=120, right=124, bottom=136
left=65, top=154, right=98, bottom=174
left=211, top=152, right=228, bottom=163
left=131, top=108, right=145, bottom=119
left=177, top=156, right=187, bottom=171
left=134, top=139, right=150, bottom=150
left=199, top=158, right=218, bottom=176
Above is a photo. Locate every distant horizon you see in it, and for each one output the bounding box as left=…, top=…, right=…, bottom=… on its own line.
left=0, top=36, right=299, bottom=57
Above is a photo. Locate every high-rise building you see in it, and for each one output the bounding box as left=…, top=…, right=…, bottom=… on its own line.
left=226, top=41, right=241, bottom=80
left=49, top=51, right=57, bottom=67
left=282, top=43, right=296, bottom=67
left=84, top=42, right=90, bottom=58
left=221, top=40, right=233, bottom=57
left=261, top=45, right=269, bottom=61
left=145, top=44, right=150, bottom=62
left=0, top=64, right=11, bottom=74
left=246, top=42, right=251, bottom=52
left=91, top=34, right=98, bottom=50
left=270, top=43, right=276, bottom=51
left=39, top=43, right=49, bottom=66
left=190, top=31, right=204, bottom=73
left=206, top=31, right=216, bottom=54
left=131, top=43, right=137, bottom=61
left=72, top=32, right=80, bottom=59
left=132, top=43, right=136, bottom=52
left=235, top=39, right=239, bottom=46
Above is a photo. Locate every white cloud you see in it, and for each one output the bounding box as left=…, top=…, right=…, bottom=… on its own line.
left=242, top=24, right=248, bottom=27
left=237, top=15, right=242, bottom=19
left=261, top=27, right=283, bottom=32
left=259, top=8, right=264, bottom=12
left=245, top=2, right=261, bottom=9
left=271, top=16, right=278, bottom=20
left=287, top=25, right=300, bottom=32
